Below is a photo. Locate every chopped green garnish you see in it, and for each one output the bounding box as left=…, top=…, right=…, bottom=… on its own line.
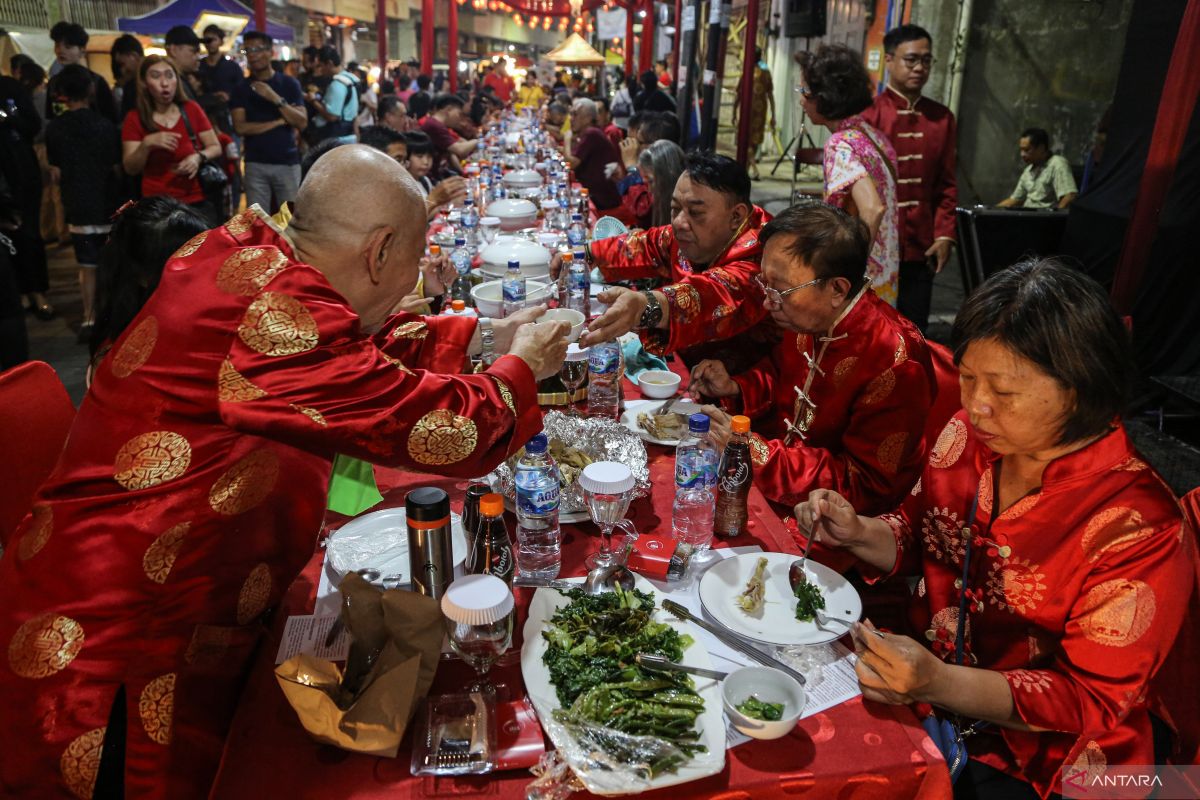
left=735, top=694, right=784, bottom=721
left=793, top=581, right=826, bottom=622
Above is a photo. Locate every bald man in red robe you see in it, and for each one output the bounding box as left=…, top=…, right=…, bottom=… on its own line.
left=0, top=147, right=570, bottom=799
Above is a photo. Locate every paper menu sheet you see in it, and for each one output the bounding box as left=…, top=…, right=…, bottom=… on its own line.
left=274, top=614, right=352, bottom=665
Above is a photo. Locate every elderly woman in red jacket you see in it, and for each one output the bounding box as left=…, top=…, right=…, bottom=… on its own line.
left=798, top=258, right=1195, bottom=798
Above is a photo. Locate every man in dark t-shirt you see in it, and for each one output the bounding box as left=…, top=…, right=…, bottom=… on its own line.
left=566, top=97, right=621, bottom=211
left=418, top=94, right=477, bottom=178
left=45, top=22, right=117, bottom=123
left=231, top=31, right=307, bottom=214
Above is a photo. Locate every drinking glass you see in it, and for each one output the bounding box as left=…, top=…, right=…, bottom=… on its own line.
left=583, top=491, right=637, bottom=570
left=479, top=217, right=501, bottom=246
left=559, top=345, right=588, bottom=416
left=446, top=613, right=513, bottom=698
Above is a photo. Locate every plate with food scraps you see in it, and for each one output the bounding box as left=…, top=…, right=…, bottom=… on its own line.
left=324, top=508, right=469, bottom=587
left=520, top=576, right=726, bottom=794
left=621, top=398, right=703, bottom=446
left=697, top=551, right=862, bottom=646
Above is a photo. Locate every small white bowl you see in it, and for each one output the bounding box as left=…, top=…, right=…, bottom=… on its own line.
left=470, top=280, right=550, bottom=318
left=636, top=369, right=681, bottom=399
left=721, top=666, right=805, bottom=740
left=535, top=307, right=586, bottom=342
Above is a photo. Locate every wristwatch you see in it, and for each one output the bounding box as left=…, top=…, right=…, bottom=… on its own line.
left=276, top=98, right=286, bottom=108
left=637, top=291, right=663, bottom=330
left=477, top=317, right=497, bottom=366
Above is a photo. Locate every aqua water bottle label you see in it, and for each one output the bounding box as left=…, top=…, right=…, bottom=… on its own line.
left=568, top=266, right=589, bottom=292
left=675, top=453, right=707, bottom=489
left=503, top=279, right=525, bottom=303
left=588, top=346, right=619, bottom=376
left=516, top=483, right=560, bottom=515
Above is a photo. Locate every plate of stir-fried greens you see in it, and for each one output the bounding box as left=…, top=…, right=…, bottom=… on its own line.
left=520, top=580, right=726, bottom=793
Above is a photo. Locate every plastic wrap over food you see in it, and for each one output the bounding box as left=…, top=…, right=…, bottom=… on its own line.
left=492, top=411, right=650, bottom=516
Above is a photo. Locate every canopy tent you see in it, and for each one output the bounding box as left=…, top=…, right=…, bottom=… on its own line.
left=544, top=33, right=605, bottom=65
left=117, top=0, right=293, bottom=42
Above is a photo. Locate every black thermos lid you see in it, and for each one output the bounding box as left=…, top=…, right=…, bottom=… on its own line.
left=405, top=487, right=450, bottom=522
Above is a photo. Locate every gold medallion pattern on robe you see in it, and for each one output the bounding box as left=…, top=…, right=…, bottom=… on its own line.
left=665, top=283, right=701, bottom=323
left=985, top=557, right=1046, bottom=614
left=407, top=409, right=479, bottom=466
left=921, top=507, right=964, bottom=564
left=893, top=335, right=908, bottom=366
left=18, top=504, right=52, bottom=561
left=391, top=321, right=428, bottom=340
left=1078, top=578, right=1156, bottom=647
left=490, top=376, right=517, bottom=414
left=223, top=208, right=257, bottom=236
left=8, top=612, right=84, bottom=678
left=876, top=431, right=908, bottom=474
left=925, top=606, right=969, bottom=647
left=1081, top=507, right=1154, bottom=563
left=209, top=450, right=280, bottom=515
left=171, top=229, right=208, bottom=259
left=60, top=726, right=105, bottom=800
left=831, top=356, right=858, bottom=388
left=113, top=431, right=192, bottom=490
left=185, top=625, right=233, bottom=666
left=380, top=352, right=414, bottom=375
left=110, top=316, right=158, bottom=378
left=139, top=672, right=175, bottom=745
left=976, top=464, right=1040, bottom=520
left=217, top=358, right=268, bottom=402
left=291, top=404, right=328, bottom=426
left=794, top=333, right=813, bottom=355
left=861, top=369, right=897, bottom=406
left=748, top=433, right=770, bottom=467
left=929, top=418, right=968, bottom=469
left=237, top=563, right=272, bottom=624
left=1006, top=668, right=1052, bottom=694
left=216, top=247, right=289, bottom=296
left=1071, top=740, right=1107, bottom=783
left=238, top=292, right=319, bottom=357
left=143, top=522, right=190, bottom=584
left=1112, top=457, right=1148, bottom=472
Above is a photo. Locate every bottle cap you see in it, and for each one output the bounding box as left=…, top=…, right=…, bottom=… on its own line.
left=572, top=214, right=582, bottom=221
left=455, top=237, right=466, bottom=246
left=562, top=252, right=573, bottom=263
left=405, top=486, right=450, bottom=523
left=479, top=492, right=505, bottom=516
left=579, top=461, right=635, bottom=495
left=441, top=574, right=514, bottom=626
left=565, top=342, right=589, bottom=361
left=525, top=433, right=548, bottom=454
left=542, top=200, right=558, bottom=210
left=731, top=415, right=750, bottom=434
left=580, top=188, right=589, bottom=195
left=429, top=244, right=441, bottom=255
left=480, top=216, right=500, bottom=225
left=508, top=260, right=521, bottom=270
left=464, top=198, right=473, bottom=206
left=451, top=299, right=466, bottom=312
left=688, top=414, right=710, bottom=434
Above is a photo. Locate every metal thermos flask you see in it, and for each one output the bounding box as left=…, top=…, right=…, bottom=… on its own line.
left=406, top=487, right=453, bottom=600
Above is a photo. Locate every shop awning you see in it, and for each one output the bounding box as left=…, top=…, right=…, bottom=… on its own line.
left=117, top=0, right=294, bottom=41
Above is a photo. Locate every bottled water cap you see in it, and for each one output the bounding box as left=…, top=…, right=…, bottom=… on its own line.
left=455, top=238, right=466, bottom=246
left=688, top=414, right=711, bottom=433
left=525, top=433, right=549, bottom=454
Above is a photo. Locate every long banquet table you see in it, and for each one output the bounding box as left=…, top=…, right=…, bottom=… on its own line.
left=209, top=363, right=953, bottom=800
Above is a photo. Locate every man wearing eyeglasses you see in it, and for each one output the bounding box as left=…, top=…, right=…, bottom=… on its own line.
left=231, top=32, right=308, bottom=214
left=691, top=203, right=954, bottom=520
left=861, top=24, right=958, bottom=335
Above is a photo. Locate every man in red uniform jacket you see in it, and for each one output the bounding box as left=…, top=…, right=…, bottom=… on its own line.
left=482, top=59, right=515, bottom=105
left=0, top=146, right=570, bottom=799
left=552, top=151, right=771, bottom=362
left=860, top=24, right=957, bottom=334
left=693, top=203, right=952, bottom=517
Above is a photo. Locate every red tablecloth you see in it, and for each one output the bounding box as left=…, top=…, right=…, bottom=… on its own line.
left=210, top=370, right=952, bottom=800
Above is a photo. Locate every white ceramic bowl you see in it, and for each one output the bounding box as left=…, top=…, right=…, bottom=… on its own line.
left=485, top=198, right=539, bottom=231
left=721, top=667, right=805, bottom=741
left=503, top=169, right=543, bottom=189
left=535, top=307, right=586, bottom=342
left=470, top=280, right=551, bottom=318
left=636, top=369, right=681, bottom=399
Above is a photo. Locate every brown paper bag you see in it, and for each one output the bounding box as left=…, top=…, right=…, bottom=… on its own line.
left=275, top=574, right=444, bottom=757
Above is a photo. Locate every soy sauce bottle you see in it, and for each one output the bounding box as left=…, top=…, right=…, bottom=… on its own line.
left=467, top=493, right=515, bottom=588
left=714, top=416, right=753, bottom=537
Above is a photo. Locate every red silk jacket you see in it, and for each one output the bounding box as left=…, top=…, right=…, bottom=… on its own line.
left=0, top=207, right=542, bottom=799
left=588, top=206, right=772, bottom=356
left=877, top=412, right=1195, bottom=798
left=727, top=288, right=941, bottom=515
left=861, top=85, right=958, bottom=263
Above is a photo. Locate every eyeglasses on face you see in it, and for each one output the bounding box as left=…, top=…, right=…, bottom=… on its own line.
left=754, top=273, right=825, bottom=308
left=899, top=55, right=935, bottom=67
left=241, top=46, right=272, bottom=56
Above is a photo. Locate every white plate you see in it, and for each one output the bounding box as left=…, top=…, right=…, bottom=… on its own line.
left=697, top=552, right=862, bottom=646
left=324, top=507, right=468, bottom=587
left=520, top=576, right=726, bottom=794
left=620, top=398, right=702, bottom=446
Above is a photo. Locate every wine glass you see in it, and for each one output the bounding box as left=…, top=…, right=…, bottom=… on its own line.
left=559, top=344, right=589, bottom=416
left=579, top=462, right=637, bottom=570
left=479, top=216, right=501, bottom=246
left=442, top=575, right=514, bottom=699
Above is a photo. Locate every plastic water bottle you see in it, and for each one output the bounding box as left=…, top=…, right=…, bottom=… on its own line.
left=514, top=434, right=562, bottom=579
left=672, top=414, right=718, bottom=555
left=587, top=338, right=623, bottom=418
left=450, top=238, right=473, bottom=304
left=461, top=199, right=479, bottom=248
left=567, top=253, right=590, bottom=316
left=567, top=213, right=587, bottom=248
left=502, top=260, right=526, bottom=317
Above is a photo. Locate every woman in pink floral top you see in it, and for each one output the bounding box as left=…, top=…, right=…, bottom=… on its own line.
left=798, top=46, right=899, bottom=305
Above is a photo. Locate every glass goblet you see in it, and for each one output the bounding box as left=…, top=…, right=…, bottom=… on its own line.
left=442, top=575, right=514, bottom=699
left=559, top=344, right=589, bottom=416
left=579, top=462, right=637, bottom=570
left=479, top=217, right=501, bottom=246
